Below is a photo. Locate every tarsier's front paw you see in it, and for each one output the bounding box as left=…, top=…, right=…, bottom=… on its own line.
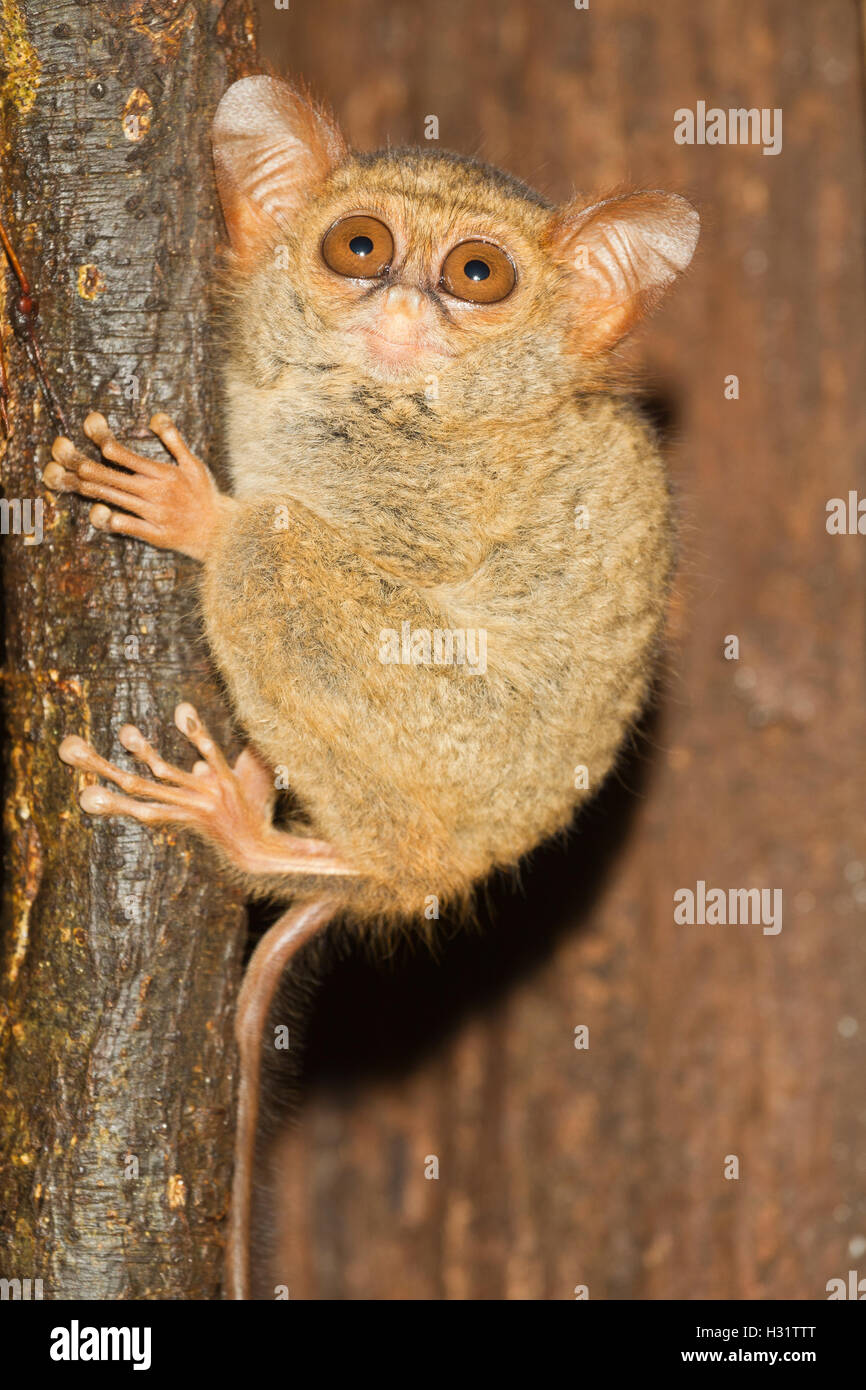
left=59, top=705, right=275, bottom=868
left=43, top=412, right=232, bottom=561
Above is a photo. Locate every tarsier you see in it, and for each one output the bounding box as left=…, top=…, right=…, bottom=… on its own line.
left=43, top=77, right=699, bottom=1299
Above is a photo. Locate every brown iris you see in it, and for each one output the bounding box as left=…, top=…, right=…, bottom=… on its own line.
left=321, top=214, right=394, bottom=278
left=439, top=240, right=516, bottom=303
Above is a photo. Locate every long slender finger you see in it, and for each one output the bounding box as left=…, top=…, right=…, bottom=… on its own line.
left=44, top=461, right=159, bottom=514
left=78, top=783, right=199, bottom=826
left=47, top=437, right=101, bottom=494
left=150, top=413, right=203, bottom=474
left=42, top=462, right=80, bottom=493
left=83, top=411, right=167, bottom=478
left=118, top=724, right=201, bottom=788
left=89, top=504, right=166, bottom=545
left=174, top=703, right=232, bottom=778
left=51, top=435, right=90, bottom=470
left=75, top=454, right=162, bottom=500
left=59, top=735, right=209, bottom=809
left=61, top=474, right=163, bottom=517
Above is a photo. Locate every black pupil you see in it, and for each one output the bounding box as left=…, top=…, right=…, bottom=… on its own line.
left=349, top=234, right=374, bottom=256
left=464, top=258, right=490, bottom=281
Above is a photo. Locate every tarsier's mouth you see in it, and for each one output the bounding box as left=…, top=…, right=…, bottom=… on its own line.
left=343, top=281, right=458, bottom=373
left=352, top=323, right=455, bottom=372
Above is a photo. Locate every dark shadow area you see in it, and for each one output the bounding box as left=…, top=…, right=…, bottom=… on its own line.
left=297, top=697, right=662, bottom=1093
left=636, top=381, right=680, bottom=450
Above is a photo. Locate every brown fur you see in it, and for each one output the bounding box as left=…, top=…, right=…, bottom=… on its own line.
left=202, top=77, right=699, bottom=927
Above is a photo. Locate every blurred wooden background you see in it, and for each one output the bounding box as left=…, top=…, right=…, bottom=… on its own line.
left=255, top=0, right=866, bottom=1298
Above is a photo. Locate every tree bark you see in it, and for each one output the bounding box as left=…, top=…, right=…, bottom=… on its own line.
left=0, top=0, right=257, bottom=1298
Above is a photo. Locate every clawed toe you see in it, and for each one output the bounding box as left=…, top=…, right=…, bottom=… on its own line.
left=58, top=727, right=209, bottom=823
left=58, top=735, right=96, bottom=768
left=57, top=720, right=355, bottom=880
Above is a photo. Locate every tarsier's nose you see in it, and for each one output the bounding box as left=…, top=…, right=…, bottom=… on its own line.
left=380, top=285, right=426, bottom=330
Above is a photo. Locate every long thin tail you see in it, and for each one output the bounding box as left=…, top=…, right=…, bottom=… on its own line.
left=226, top=896, right=338, bottom=1300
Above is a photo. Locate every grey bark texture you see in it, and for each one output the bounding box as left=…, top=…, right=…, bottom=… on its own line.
left=0, top=0, right=258, bottom=1298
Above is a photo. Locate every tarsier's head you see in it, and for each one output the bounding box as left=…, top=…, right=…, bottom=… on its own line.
left=212, top=77, right=699, bottom=420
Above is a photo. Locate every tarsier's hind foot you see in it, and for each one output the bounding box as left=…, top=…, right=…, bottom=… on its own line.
left=59, top=705, right=357, bottom=880
left=44, top=411, right=232, bottom=561
left=59, top=704, right=267, bottom=852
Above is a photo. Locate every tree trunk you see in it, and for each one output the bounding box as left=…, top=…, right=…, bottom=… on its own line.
left=0, top=0, right=257, bottom=1299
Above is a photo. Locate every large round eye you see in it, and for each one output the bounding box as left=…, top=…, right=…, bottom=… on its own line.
left=439, top=240, right=516, bottom=303
left=321, top=215, right=394, bottom=278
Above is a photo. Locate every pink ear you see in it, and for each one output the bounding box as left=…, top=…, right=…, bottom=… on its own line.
left=212, top=76, right=347, bottom=261
left=549, top=191, right=699, bottom=351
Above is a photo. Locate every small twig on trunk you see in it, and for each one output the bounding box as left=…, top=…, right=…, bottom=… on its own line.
left=0, top=327, right=9, bottom=437
left=0, top=208, right=69, bottom=437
